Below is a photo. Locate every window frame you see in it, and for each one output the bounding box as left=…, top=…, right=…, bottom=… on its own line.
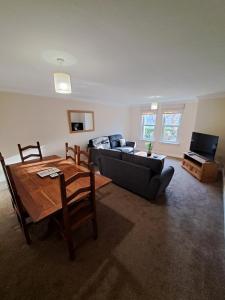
left=141, top=112, right=157, bottom=141
left=160, top=112, right=182, bottom=144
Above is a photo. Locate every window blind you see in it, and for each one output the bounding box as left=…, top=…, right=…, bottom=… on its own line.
left=161, top=103, right=185, bottom=114
left=140, top=105, right=156, bottom=115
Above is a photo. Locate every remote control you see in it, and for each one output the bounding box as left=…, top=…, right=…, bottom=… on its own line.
left=37, top=167, right=60, bottom=178
left=50, top=173, right=59, bottom=178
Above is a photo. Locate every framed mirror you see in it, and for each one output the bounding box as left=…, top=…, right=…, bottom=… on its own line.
left=67, top=110, right=95, bottom=133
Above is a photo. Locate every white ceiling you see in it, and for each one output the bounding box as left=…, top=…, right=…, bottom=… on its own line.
left=0, top=0, right=225, bottom=104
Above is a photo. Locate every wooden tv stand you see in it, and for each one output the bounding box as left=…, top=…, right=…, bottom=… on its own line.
left=182, top=152, right=218, bottom=182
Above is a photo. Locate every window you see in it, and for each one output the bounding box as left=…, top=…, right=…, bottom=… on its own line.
left=161, top=113, right=182, bottom=143
left=142, top=113, right=156, bottom=141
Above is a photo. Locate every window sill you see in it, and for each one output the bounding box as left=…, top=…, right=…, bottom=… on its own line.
left=159, top=140, right=180, bottom=145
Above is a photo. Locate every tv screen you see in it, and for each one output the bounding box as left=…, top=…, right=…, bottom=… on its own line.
left=190, top=132, right=219, bottom=160
left=71, top=122, right=84, bottom=131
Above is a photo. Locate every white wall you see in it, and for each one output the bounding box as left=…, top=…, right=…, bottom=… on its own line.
left=1, top=90, right=224, bottom=180
left=0, top=91, right=130, bottom=166
left=194, top=97, right=225, bottom=163
left=130, top=101, right=198, bottom=158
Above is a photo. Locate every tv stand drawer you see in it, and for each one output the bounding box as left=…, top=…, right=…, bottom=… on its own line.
left=182, top=155, right=218, bottom=182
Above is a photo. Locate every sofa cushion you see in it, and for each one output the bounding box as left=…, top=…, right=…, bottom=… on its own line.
left=108, top=134, right=123, bottom=148
left=99, top=156, right=151, bottom=198
left=119, top=138, right=126, bottom=147
left=122, top=152, right=163, bottom=174
left=98, top=149, right=122, bottom=160
left=115, top=147, right=134, bottom=153
left=89, top=136, right=110, bottom=149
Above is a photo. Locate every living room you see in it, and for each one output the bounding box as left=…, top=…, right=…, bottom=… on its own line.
left=1, top=92, right=225, bottom=164
left=0, top=1, right=225, bottom=300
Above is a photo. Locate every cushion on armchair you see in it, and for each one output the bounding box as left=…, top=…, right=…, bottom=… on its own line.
left=88, top=136, right=110, bottom=149
left=119, top=138, right=126, bottom=147
left=108, top=134, right=123, bottom=148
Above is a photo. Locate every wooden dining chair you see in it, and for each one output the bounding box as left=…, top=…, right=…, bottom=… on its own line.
left=0, top=152, right=16, bottom=209
left=55, top=163, right=97, bottom=260
left=65, top=142, right=76, bottom=163
left=75, top=145, right=90, bottom=169
left=0, top=153, right=32, bottom=244
left=18, top=141, right=42, bottom=162
left=7, top=165, right=32, bottom=245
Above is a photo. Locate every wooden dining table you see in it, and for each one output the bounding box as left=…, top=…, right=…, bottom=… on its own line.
left=9, top=155, right=112, bottom=223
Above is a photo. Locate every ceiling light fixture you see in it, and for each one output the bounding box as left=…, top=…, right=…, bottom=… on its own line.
left=151, top=102, right=158, bottom=110
left=54, top=58, right=72, bottom=94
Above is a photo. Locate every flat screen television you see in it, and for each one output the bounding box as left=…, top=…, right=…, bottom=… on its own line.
left=190, top=132, right=219, bottom=160
left=71, top=122, right=84, bottom=131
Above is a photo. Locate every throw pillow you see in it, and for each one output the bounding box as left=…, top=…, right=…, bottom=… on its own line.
left=119, top=138, right=126, bottom=147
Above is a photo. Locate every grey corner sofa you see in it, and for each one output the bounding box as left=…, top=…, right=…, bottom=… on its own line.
left=91, top=148, right=174, bottom=201
left=88, top=134, right=136, bottom=153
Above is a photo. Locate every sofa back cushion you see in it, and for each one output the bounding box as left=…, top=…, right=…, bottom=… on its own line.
left=108, top=134, right=123, bottom=148
left=122, top=152, right=163, bottom=174
left=98, top=149, right=122, bottom=160
left=89, top=136, right=110, bottom=149
left=99, top=156, right=151, bottom=198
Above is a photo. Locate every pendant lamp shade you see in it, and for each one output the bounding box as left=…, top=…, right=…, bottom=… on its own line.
left=54, top=72, right=72, bottom=94
left=151, top=102, right=158, bottom=110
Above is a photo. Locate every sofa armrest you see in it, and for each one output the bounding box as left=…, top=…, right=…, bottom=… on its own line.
left=148, top=166, right=175, bottom=200
left=126, top=141, right=136, bottom=148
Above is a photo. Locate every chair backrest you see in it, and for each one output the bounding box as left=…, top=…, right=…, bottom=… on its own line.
left=0, top=153, right=16, bottom=202
left=18, top=141, right=42, bottom=162
left=65, top=143, right=76, bottom=163
left=6, top=165, right=25, bottom=213
left=0, top=152, right=23, bottom=212
left=4, top=160, right=32, bottom=244
left=59, top=164, right=95, bottom=226
left=75, top=145, right=90, bottom=168
left=108, top=134, right=123, bottom=148
left=59, top=165, right=95, bottom=207
left=0, top=152, right=9, bottom=184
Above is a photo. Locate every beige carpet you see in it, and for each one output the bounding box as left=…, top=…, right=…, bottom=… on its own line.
left=0, top=158, right=224, bottom=300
